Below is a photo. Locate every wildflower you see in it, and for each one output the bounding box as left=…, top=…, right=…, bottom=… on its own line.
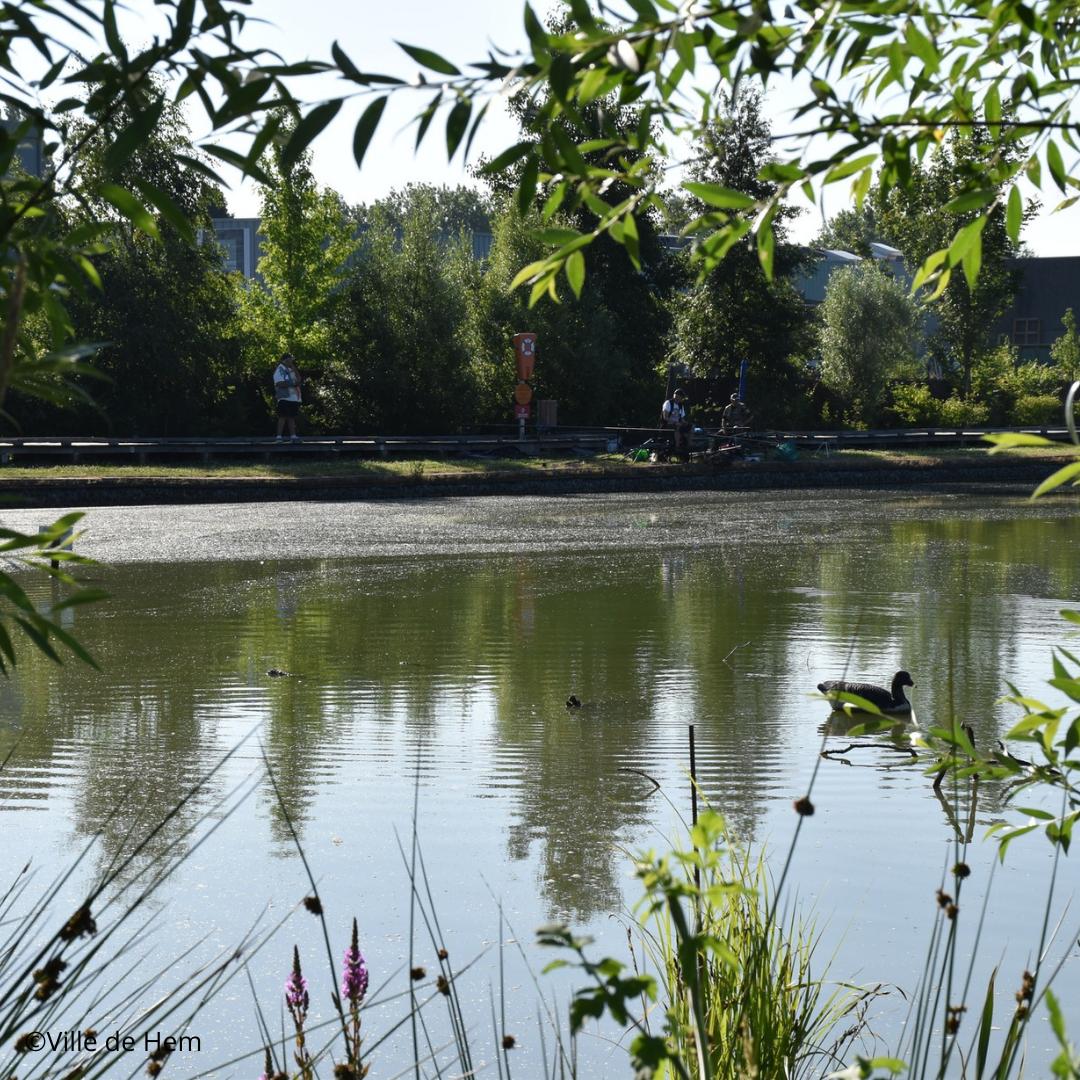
left=285, top=945, right=309, bottom=1022
left=946, top=903, right=959, bottom=920
left=436, top=974, right=450, bottom=996
left=60, top=904, right=97, bottom=941
left=1016, top=969, right=1035, bottom=1005
left=936, top=889, right=953, bottom=909
left=341, top=918, right=369, bottom=1007
left=303, top=895, right=323, bottom=916
left=502, top=1035, right=517, bottom=1050
left=437, top=948, right=448, bottom=961
left=14, top=1033, right=36, bottom=1054
left=146, top=1064, right=162, bottom=1077
left=953, top=862, right=971, bottom=879
left=793, top=796, right=814, bottom=816
left=410, top=966, right=426, bottom=981
left=259, top=1047, right=273, bottom=1080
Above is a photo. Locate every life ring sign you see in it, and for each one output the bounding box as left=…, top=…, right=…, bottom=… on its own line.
left=512, top=332, right=536, bottom=382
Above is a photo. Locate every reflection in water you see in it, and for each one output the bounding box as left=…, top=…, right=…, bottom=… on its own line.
left=0, top=501, right=1078, bottom=929
left=1, top=495, right=1079, bottom=1077
left=0, top=501, right=1071, bottom=924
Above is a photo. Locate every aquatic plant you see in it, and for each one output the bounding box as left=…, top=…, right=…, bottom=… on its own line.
left=539, top=809, right=873, bottom=1080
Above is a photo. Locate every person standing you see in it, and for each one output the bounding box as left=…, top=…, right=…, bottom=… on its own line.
left=661, top=388, right=691, bottom=452
left=274, top=352, right=303, bottom=443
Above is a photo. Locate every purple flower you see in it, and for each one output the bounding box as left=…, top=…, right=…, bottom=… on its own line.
left=285, top=945, right=309, bottom=1017
left=341, top=918, right=369, bottom=1007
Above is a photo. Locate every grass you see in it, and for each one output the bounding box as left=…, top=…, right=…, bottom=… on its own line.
left=0, top=455, right=615, bottom=481
left=0, top=445, right=1071, bottom=484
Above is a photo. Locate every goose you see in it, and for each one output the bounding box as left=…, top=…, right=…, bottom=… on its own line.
left=817, top=670, right=914, bottom=714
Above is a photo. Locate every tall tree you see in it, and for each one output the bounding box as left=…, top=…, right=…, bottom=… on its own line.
left=240, top=134, right=359, bottom=429
left=31, top=89, right=245, bottom=436
left=818, top=262, right=918, bottom=423
left=327, top=188, right=481, bottom=433
left=668, top=89, right=813, bottom=420
left=872, top=130, right=1028, bottom=396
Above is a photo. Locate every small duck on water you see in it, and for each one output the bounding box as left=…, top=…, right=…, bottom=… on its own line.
left=817, top=670, right=915, bottom=714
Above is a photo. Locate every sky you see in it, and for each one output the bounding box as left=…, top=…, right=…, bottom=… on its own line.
left=131, top=0, right=1080, bottom=256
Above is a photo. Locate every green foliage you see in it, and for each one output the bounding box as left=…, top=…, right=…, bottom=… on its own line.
left=240, top=134, right=359, bottom=430
left=818, top=263, right=918, bottom=424
left=325, top=189, right=482, bottom=433
left=969, top=344, right=1059, bottom=425
left=0, top=515, right=104, bottom=674
left=937, top=394, right=990, bottom=426
left=667, top=90, right=813, bottom=420
left=1012, top=394, right=1063, bottom=426
left=1050, top=308, right=1080, bottom=384
left=541, top=810, right=868, bottom=1080
left=887, top=384, right=939, bottom=426
left=812, top=206, right=880, bottom=259
left=333, top=0, right=1080, bottom=307
left=872, top=134, right=1024, bottom=396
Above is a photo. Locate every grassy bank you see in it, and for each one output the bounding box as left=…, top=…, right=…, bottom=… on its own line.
left=0, top=445, right=1073, bottom=482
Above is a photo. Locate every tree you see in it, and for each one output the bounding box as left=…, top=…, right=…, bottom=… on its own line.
left=818, top=263, right=918, bottom=424
left=28, top=89, right=247, bottom=436
left=327, top=188, right=481, bottom=433
left=332, top=0, right=1080, bottom=315
left=812, top=206, right=880, bottom=259
left=667, top=89, right=813, bottom=422
left=872, top=131, right=1027, bottom=397
left=1050, top=308, right=1080, bottom=384
left=240, top=136, right=359, bottom=431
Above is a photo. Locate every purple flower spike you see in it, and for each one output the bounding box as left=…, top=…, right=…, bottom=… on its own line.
left=285, top=945, right=309, bottom=1016
left=341, top=918, right=369, bottom=1007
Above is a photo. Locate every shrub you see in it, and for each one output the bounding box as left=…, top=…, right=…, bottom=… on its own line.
left=938, top=394, right=990, bottom=426
left=888, top=383, right=939, bottom=425
left=1012, top=393, right=1063, bottom=426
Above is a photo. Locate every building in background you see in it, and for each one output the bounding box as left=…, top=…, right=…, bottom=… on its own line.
left=991, top=256, right=1080, bottom=362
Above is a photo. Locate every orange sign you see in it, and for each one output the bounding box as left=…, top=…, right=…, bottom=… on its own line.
left=514, top=382, right=533, bottom=405
left=512, top=332, right=536, bottom=381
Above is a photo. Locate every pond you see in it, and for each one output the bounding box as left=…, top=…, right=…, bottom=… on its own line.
left=1, top=488, right=1079, bottom=1077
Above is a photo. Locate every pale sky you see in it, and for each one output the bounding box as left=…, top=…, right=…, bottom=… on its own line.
left=125, top=0, right=1080, bottom=257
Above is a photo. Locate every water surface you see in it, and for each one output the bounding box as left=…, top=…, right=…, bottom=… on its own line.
left=1, top=490, right=1078, bottom=1076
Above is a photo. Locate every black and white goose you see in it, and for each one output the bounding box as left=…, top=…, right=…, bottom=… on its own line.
left=817, top=670, right=915, bottom=714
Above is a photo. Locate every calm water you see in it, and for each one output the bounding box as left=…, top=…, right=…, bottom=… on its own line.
left=1, top=490, right=1079, bottom=1077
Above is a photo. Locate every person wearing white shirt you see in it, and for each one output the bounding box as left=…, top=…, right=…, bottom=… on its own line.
left=273, top=353, right=303, bottom=443
left=660, top=388, right=690, bottom=452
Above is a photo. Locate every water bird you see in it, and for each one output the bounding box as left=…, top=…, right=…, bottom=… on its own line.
left=817, top=671, right=915, bottom=714
left=267, top=668, right=301, bottom=678
left=566, top=695, right=582, bottom=709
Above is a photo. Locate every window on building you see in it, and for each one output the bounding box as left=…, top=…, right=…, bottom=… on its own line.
left=1013, top=318, right=1041, bottom=346
left=215, top=229, right=246, bottom=275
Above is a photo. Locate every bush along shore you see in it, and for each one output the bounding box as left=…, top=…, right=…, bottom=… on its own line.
left=0, top=449, right=1072, bottom=509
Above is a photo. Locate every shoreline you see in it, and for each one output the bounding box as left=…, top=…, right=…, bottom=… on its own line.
left=0, top=453, right=1068, bottom=507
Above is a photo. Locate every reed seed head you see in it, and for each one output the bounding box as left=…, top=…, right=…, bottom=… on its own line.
left=60, top=904, right=97, bottom=941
